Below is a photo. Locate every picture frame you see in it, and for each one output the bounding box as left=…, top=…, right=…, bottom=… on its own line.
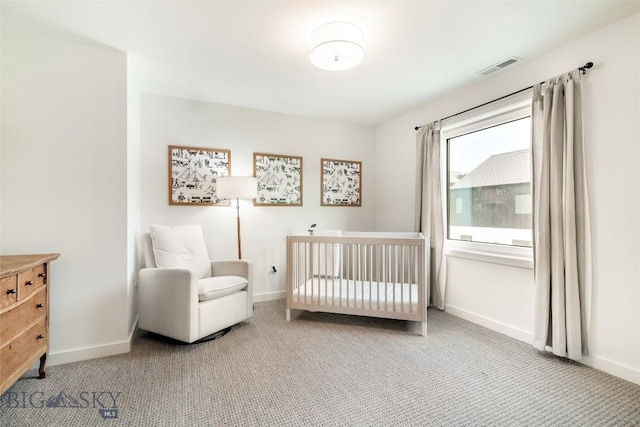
left=321, top=158, right=362, bottom=207
left=253, top=152, right=303, bottom=206
left=168, top=145, right=231, bottom=206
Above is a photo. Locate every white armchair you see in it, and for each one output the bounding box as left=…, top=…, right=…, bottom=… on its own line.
left=139, top=225, right=253, bottom=343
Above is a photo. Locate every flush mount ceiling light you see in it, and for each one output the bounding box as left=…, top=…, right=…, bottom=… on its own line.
left=309, top=21, right=364, bottom=71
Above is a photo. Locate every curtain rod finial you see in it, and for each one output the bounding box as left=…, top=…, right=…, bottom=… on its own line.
left=579, top=61, right=594, bottom=74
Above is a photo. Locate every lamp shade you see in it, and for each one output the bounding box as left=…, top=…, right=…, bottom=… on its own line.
left=216, top=176, right=257, bottom=199
left=309, top=21, right=364, bottom=71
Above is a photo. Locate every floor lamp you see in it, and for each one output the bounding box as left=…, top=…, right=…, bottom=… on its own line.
left=215, top=176, right=257, bottom=259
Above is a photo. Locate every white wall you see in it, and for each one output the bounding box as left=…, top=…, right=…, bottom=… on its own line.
left=1, top=11, right=131, bottom=364
left=375, top=13, right=640, bottom=384
left=141, top=94, right=376, bottom=299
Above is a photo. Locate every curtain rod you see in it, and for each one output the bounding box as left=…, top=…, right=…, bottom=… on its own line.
left=414, top=61, right=593, bottom=131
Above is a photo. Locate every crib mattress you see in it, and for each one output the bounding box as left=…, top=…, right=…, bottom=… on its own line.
left=291, top=277, right=420, bottom=313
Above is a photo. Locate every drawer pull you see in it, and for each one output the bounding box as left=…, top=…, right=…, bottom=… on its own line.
left=37, top=334, right=45, bottom=340
left=36, top=303, right=44, bottom=308
left=6, top=289, right=16, bottom=295
left=25, top=280, right=34, bottom=286
left=38, top=273, right=46, bottom=278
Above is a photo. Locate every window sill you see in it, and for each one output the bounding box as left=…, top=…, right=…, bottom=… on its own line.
left=446, top=240, right=533, bottom=269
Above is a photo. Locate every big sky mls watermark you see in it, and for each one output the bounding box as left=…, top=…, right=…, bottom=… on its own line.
left=2, top=390, right=122, bottom=420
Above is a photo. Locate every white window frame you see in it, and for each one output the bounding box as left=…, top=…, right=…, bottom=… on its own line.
left=442, top=96, right=533, bottom=269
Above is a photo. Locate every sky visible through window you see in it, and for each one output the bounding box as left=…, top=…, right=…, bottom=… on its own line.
left=449, top=117, right=530, bottom=174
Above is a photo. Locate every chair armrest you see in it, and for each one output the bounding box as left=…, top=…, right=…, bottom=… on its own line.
left=138, top=268, right=199, bottom=343
left=210, top=259, right=251, bottom=279
left=210, top=260, right=253, bottom=318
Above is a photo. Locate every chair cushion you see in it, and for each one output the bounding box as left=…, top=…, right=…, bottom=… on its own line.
left=150, top=225, right=211, bottom=279
left=198, top=276, right=248, bottom=302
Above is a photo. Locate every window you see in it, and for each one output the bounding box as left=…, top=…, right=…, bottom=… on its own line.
left=444, top=100, right=532, bottom=256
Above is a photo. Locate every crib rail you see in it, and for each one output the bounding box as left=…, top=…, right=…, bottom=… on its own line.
left=286, top=233, right=427, bottom=332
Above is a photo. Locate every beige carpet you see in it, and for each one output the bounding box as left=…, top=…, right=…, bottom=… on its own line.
left=1, top=299, right=639, bottom=426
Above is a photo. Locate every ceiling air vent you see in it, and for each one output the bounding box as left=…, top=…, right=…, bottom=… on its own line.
left=476, top=57, right=522, bottom=76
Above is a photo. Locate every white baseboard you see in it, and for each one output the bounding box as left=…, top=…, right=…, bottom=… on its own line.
left=33, top=316, right=138, bottom=369
left=579, top=354, right=640, bottom=385
left=47, top=340, right=130, bottom=367
left=444, top=304, right=640, bottom=386
left=445, top=304, right=534, bottom=344
left=253, top=291, right=286, bottom=303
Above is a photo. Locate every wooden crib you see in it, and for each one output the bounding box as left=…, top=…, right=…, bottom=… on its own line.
left=286, top=232, right=428, bottom=336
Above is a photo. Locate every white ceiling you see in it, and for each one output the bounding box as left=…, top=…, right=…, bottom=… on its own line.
left=3, top=1, right=639, bottom=126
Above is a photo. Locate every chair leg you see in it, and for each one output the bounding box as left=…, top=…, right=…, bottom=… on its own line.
left=286, top=309, right=291, bottom=321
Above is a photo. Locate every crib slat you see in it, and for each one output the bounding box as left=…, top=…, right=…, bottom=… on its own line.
left=401, top=244, right=405, bottom=313
left=385, top=244, right=389, bottom=312
left=293, top=242, right=295, bottom=294
left=332, top=242, right=336, bottom=307
left=409, top=245, right=414, bottom=313
left=357, top=243, right=360, bottom=309
left=316, top=242, right=320, bottom=305
left=391, top=245, right=395, bottom=310
left=305, top=243, right=314, bottom=304
left=304, top=242, right=307, bottom=302
left=300, top=242, right=304, bottom=304
left=350, top=243, right=354, bottom=309
left=356, top=244, right=364, bottom=308
left=376, top=244, right=380, bottom=311
left=352, top=243, right=356, bottom=308
left=369, top=244, right=373, bottom=311
left=339, top=242, right=343, bottom=308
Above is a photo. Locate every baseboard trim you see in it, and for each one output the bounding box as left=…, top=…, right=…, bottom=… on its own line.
left=444, top=304, right=640, bottom=386
left=47, top=340, right=130, bottom=367
left=579, top=354, right=640, bottom=385
left=253, top=291, right=286, bottom=303
left=38, top=317, right=138, bottom=368
left=444, top=304, right=534, bottom=344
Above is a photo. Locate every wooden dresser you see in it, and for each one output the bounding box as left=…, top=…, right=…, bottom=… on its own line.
left=0, top=254, right=59, bottom=395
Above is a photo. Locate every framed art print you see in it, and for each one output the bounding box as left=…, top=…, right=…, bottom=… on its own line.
left=253, top=152, right=303, bottom=206
left=321, top=158, right=362, bottom=207
left=169, top=145, right=231, bottom=205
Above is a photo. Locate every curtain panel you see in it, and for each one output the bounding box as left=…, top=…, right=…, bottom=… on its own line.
left=415, top=123, right=447, bottom=310
left=531, top=70, right=592, bottom=360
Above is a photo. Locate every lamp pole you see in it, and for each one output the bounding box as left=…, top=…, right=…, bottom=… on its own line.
left=235, top=197, right=242, bottom=259
left=215, top=176, right=257, bottom=261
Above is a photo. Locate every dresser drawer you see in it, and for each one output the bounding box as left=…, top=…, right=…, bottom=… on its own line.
left=0, top=318, right=47, bottom=382
left=18, top=263, right=47, bottom=300
left=0, top=287, right=47, bottom=344
left=0, top=275, right=18, bottom=309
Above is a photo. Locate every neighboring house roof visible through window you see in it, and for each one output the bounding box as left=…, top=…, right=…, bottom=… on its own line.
left=451, top=149, right=530, bottom=189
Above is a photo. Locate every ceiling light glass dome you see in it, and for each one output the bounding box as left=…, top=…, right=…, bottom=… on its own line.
left=309, top=21, right=364, bottom=71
